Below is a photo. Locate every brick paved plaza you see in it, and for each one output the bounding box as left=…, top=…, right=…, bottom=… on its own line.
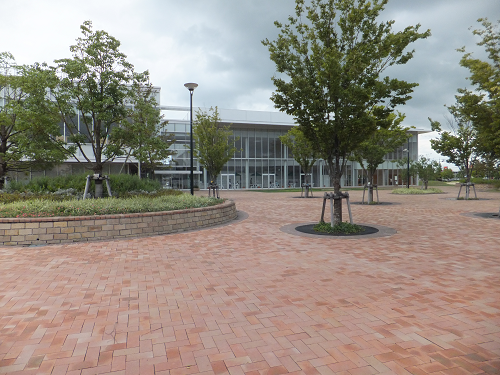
left=1, top=186, right=499, bottom=374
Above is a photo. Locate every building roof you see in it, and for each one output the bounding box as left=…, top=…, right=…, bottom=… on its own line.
left=160, top=105, right=430, bottom=133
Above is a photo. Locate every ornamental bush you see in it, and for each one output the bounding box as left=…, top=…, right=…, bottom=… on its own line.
left=0, top=194, right=222, bottom=218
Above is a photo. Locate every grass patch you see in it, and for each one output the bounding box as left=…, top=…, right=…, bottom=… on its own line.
left=392, top=187, right=443, bottom=195
left=0, top=193, right=222, bottom=218
left=313, top=221, right=364, bottom=234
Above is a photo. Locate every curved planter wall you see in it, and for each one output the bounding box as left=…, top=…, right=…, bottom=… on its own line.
left=0, top=200, right=237, bottom=246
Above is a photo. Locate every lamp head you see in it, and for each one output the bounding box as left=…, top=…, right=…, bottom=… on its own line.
left=184, top=82, right=198, bottom=91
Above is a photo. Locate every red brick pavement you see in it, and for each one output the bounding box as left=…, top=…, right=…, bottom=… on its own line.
left=1, top=186, right=499, bottom=374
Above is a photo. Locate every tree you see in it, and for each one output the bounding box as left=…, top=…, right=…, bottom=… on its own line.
left=192, top=107, right=238, bottom=185
left=440, top=167, right=454, bottom=180
left=52, top=21, right=152, bottom=197
left=279, top=127, right=318, bottom=188
left=352, top=109, right=410, bottom=201
left=395, top=156, right=416, bottom=186
left=0, top=53, right=70, bottom=189
left=414, top=156, right=440, bottom=189
left=263, top=0, right=430, bottom=224
left=117, top=79, right=175, bottom=178
left=429, top=116, right=479, bottom=184
left=454, top=18, right=500, bottom=160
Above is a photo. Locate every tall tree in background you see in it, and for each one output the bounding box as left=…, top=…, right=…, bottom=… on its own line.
left=52, top=21, right=153, bottom=197
left=352, top=109, right=410, bottom=201
left=279, top=127, right=318, bottom=187
left=429, top=115, right=479, bottom=185
left=192, top=107, right=238, bottom=186
left=117, top=79, right=175, bottom=178
left=0, top=53, right=70, bottom=189
left=455, top=18, right=500, bottom=161
left=263, top=0, right=430, bottom=224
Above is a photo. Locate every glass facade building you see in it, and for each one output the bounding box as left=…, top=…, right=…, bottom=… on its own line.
left=156, top=107, right=426, bottom=189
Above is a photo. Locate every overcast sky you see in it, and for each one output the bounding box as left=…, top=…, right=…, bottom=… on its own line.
left=2, top=0, right=499, bottom=169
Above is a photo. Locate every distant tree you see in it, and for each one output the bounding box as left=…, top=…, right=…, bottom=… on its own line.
left=395, top=157, right=417, bottom=186
left=429, top=116, right=479, bottom=184
left=414, top=156, right=440, bottom=189
left=0, top=52, right=70, bottom=189
left=279, top=127, right=318, bottom=186
left=192, top=107, right=238, bottom=185
left=117, top=79, right=175, bottom=178
left=52, top=21, right=153, bottom=197
left=352, top=109, right=411, bottom=201
left=262, top=0, right=430, bottom=224
left=454, top=18, right=500, bottom=161
left=440, top=167, right=454, bottom=180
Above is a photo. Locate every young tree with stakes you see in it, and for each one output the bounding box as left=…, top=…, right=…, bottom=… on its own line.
left=279, top=127, right=318, bottom=196
left=52, top=21, right=157, bottom=197
left=191, top=107, right=238, bottom=189
left=352, top=109, right=411, bottom=202
left=263, top=0, right=430, bottom=224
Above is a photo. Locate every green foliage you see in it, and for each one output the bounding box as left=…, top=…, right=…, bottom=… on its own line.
left=352, top=109, right=411, bottom=184
left=279, top=127, right=318, bottom=183
left=0, top=53, right=71, bottom=189
left=51, top=21, right=163, bottom=197
left=429, top=117, right=479, bottom=183
left=392, top=187, right=443, bottom=194
left=414, top=156, right=441, bottom=189
left=314, top=221, right=364, bottom=234
left=117, top=79, right=175, bottom=173
left=456, top=18, right=500, bottom=159
left=192, top=107, right=238, bottom=182
left=440, top=168, right=454, bottom=180
left=4, top=174, right=161, bottom=195
left=262, top=0, right=430, bottom=224
left=395, top=157, right=417, bottom=185
left=0, top=194, right=221, bottom=218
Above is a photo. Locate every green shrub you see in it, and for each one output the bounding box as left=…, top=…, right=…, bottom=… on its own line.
left=0, top=194, right=222, bottom=218
left=313, top=221, right=364, bottom=234
left=4, top=174, right=162, bottom=196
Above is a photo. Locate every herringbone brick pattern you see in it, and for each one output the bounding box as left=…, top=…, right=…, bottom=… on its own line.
left=1, top=186, right=499, bottom=374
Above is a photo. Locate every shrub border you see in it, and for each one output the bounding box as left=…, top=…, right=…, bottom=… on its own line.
left=0, top=200, right=237, bottom=246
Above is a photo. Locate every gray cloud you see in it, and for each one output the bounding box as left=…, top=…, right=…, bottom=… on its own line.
left=2, top=0, right=499, bottom=167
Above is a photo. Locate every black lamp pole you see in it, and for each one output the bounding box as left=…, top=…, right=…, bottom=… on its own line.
left=184, top=83, right=198, bottom=195
left=407, top=139, right=410, bottom=189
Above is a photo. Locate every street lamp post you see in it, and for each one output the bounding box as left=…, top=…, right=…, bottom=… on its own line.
left=184, top=83, right=198, bottom=195
left=403, top=138, right=410, bottom=189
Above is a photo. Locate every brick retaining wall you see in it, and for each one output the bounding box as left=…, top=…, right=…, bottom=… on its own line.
left=0, top=200, right=237, bottom=246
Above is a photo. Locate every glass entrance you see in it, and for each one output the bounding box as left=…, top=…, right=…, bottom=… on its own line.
left=263, top=173, right=276, bottom=188
left=220, top=174, right=236, bottom=189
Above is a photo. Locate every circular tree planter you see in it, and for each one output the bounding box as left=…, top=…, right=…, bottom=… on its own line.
left=280, top=222, right=397, bottom=239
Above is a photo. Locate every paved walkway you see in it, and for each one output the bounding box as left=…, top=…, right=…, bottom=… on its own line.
left=1, top=186, right=499, bottom=375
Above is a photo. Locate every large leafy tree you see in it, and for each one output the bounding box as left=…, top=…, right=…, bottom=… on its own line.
left=352, top=109, right=410, bottom=201
left=51, top=21, right=152, bottom=197
left=279, top=127, right=318, bottom=186
left=263, top=0, right=430, bottom=224
left=455, top=18, right=500, bottom=160
left=429, top=116, right=480, bottom=184
left=192, top=107, right=238, bottom=184
left=117, top=79, right=175, bottom=178
left=0, top=53, right=70, bottom=189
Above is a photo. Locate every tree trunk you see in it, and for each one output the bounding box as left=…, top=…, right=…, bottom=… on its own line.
left=94, top=164, right=104, bottom=198
left=328, top=156, right=343, bottom=225
left=367, top=170, right=374, bottom=203
left=424, top=180, right=428, bottom=190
